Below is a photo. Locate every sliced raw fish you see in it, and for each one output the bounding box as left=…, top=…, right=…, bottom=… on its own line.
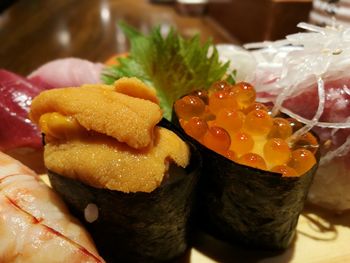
left=0, top=70, right=42, bottom=151
left=28, top=58, right=104, bottom=88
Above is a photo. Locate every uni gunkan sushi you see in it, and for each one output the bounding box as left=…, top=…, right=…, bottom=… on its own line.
left=29, top=77, right=201, bottom=262
left=174, top=80, right=320, bottom=249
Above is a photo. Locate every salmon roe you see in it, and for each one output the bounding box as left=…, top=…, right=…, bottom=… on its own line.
left=231, top=82, right=256, bottom=110
left=289, top=148, right=317, bottom=175
left=209, top=90, right=238, bottom=114
left=271, top=165, right=298, bottom=177
left=238, top=153, right=267, bottom=170
left=244, top=109, right=273, bottom=136
left=268, top=118, right=293, bottom=139
left=230, top=131, right=254, bottom=155
left=211, top=80, right=231, bottom=91
left=202, top=126, right=231, bottom=154
left=216, top=109, right=245, bottom=133
left=182, top=117, right=208, bottom=140
left=263, top=138, right=291, bottom=166
left=292, top=132, right=319, bottom=154
left=244, top=102, right=270, bottom=114
left=175, top=81, right=318, bottom=176
left=174, top=95, right=205, bottom=120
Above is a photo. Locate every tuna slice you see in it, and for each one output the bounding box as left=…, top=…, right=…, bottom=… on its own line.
left=28, top=58, right=104, bottom=88
left=282, top=79, right=350, bottom=212
left=0, top=70, right=42, bottom=151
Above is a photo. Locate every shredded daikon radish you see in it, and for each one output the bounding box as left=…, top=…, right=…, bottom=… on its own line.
left=320, top=135, right=350, bottom=165
left=287, top=77, right=326, bottom=145
left=244, top=39, right=290, bottom=50
left=279, top=108, right=350, bottom=129
left=242, top=22, right=350, bottom=162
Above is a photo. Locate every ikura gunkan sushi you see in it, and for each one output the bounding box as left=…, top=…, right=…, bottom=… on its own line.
left=29, top=78, right=201, bottom=262
left=174, top=81, right=320, bottom=249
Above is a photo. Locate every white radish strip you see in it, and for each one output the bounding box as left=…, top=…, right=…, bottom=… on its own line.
left=287, top=77, right=325, bottom=144
left=297, top=22, right=327, bottom=34
left=280, top=108, right=350, bottom=129
left=320, top=135, right=350, bottom=165
left=243, top=39, right=290, bottom=50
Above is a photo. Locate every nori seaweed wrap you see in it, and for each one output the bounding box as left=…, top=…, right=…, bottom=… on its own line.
left=29, top=80, right=202, bottom=262
left=192, top=142, right=317, bottom=249
left=172, top=81, right=320, bottom=249
left=48, top=122, right=201, bottom=262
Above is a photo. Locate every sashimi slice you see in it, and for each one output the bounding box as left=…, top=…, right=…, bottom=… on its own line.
left=282, top=78, right=350, bottom=123
left=0, top=70, right=42, bottom=151
left=28, top=58, right=104, bottom=88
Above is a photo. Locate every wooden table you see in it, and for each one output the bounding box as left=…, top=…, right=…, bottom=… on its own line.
left=0, top=0, right=237, bottom=75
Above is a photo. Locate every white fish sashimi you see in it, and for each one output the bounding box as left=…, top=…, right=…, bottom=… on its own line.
left=28, top=58, right=105, bottom=88
left=0, top=151, right=104, bottom=263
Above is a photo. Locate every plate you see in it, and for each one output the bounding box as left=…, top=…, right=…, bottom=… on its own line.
left=39, top=175, right=350, bottom=263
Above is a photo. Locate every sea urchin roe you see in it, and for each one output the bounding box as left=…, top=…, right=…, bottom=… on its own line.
left=208, top=90, right=238, bottom=114
left=243, top=109, right=273, bottom=136
left=202, top=126, right=231, bottom=153
left=238, top=153, right=267, bottom=170
left=174, top=95, right=206, bottom=120
left=30, top=84, right=162, bottom=149
left=268, top=117, right=293, bottom=139
left=39, top=112, right=84, bottom=141
left=289, top=148, right=316, bottom=175
left=114, top=77, right=159, bottom=104
left=44, top=127, right=190, bottom=193
left=182, top=117, right=208, bottom=140
left=263, top=138, right=291, bottom=166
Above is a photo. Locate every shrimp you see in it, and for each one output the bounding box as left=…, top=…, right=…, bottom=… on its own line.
left=0, top=151, right=105, bottom=263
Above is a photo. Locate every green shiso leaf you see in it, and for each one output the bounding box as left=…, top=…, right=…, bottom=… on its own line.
left=102, top=21, right=230, bottom=120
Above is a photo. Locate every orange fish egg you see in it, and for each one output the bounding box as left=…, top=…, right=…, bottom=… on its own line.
left=211, top=80, right=232, bottom=92
left=238, top=153, right=267, bottom=170
left=231, top=82, right=256, bottom=109
left=201, top=106, right=216, bottom=121
left=289, top=148, right=316, bottom=175
left=244, top=102, right=270, bottom=114
left=208, top=90, right=238, bottom=114
left=203, top=126, right=231, bottom=153
left=216, top=108, right=245, bottom=133
left=268, top=118, right=293, bottom=139
left=174, top=95, right=206, bottom=120
left=225, top=150, right=238, bottom=162
left=263, top=138, right=291, bottom=166
left=243, top=109, right=273, bottom=136
left=190, top=89, right=209, bottom=105
left=182, top=117, right=208, bottom=140
left=292, top=132, right=319, bottom=154
left=229, top=131, right=254, bottom=155
left=271, top=165, right=298, bottom=177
